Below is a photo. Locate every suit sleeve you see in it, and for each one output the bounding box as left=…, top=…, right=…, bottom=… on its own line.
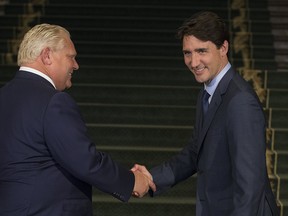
left=149, top=92, right=202, bottom=196
left=43, top=92, right=134, bottom=202
left=227, top=91, right=267, bottom=215
left=149, top=138, right=198, bottom=196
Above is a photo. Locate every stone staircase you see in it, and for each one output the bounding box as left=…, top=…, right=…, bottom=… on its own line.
left=0, top=0, right=287, bottom=215
left=267, top=0, right=288, bottom=70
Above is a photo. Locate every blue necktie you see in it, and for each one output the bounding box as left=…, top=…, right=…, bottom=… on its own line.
left=202, top=90, right=210, bottom=116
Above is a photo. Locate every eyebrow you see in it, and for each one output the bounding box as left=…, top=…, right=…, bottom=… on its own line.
left=67, top=53, right=77, bottom=57
left=182, top=48, right=208, bottom=53
left=195, top=48, right=208, bottom=52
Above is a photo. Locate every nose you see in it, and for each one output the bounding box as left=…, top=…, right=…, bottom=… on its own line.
left=73, top=59, right=79, bottom=70
left=190, top=53, right=200, bottom=68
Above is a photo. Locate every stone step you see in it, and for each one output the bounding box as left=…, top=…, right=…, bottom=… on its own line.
left=42, top=5, right=226, bottom=19
left=8, top=15, right=269, bottom=34
left=87, top=124, right=193, bottom=149
left=80, top=103, right=194, bottom=126
left=67, top=84, right=288, bottom=108
left=1, top=70, right=288, bottom=110
left=2, top=27, right=273, bottom=46
left=85, top=122, right=288, bottom=151
left=73, top=54, right=277, bottom=70
left=1, top=67, right=288, bottom=109
left=273, top=128, right=288, bottom=151
left=276, top=152, right=288, bottom=175
left=267, top=91, right=288, bottom=109
left=76, top=103, right=288, bottom=127
left=67, top=84, right=198, bottom=106
left=72, top=41, right=276, bottom=60
left=2, top=65, right=288, bottom=89
left=44, top=0, right=231, bottom=7
left=93, top=146, right=285, bottom=176
left=91, top=195, right=196, bottom=216
left=278, top=174, right=288, bottom=200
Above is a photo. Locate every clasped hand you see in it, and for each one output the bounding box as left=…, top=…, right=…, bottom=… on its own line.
left=131, top=164, right=156, bottom=198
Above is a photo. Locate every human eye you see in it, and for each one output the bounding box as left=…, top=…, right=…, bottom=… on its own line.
left=68, top=54, right=76, bottom=61
left=183, top=50, right=191, bottom=56
left=197, top=48, right=207, bottom=54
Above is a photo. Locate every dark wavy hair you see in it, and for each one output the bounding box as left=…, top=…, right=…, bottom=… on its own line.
left=177, top=11, right=229, bottom=49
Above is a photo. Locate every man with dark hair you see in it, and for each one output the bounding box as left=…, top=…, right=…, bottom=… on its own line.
left=132, top=11, right=279, bottom=215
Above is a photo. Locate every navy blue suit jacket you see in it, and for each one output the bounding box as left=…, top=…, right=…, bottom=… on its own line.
left=0, top=71, right=134, bottom=216
left=150, top=68, right=279, bottom=215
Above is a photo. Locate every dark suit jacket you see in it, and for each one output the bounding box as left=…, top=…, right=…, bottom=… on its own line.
left=0, top=71, right=134, bottom=216
left=150, top=68, right=279, bottom=215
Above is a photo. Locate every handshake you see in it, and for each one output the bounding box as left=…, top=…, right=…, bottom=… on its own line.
left=131, top=164, right=156, bottom=198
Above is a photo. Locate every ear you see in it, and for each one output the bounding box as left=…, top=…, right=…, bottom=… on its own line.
left=40, top=47, right=52, bottom=65
left=220, top=40, right=229, bottom=56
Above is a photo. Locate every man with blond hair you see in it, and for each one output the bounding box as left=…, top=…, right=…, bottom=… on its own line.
left=0, top=23, right=155, bottom=216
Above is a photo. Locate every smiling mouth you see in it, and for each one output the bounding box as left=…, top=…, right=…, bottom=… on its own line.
left=193, top=67, right=206, bottom=75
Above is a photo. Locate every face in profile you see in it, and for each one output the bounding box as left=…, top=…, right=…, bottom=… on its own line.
left=182, top=35, right=228, bottom=84
left=49, top=35, right=79, bottom=91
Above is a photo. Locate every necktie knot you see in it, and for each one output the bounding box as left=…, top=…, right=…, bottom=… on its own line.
left=202, top=90, right=210, bottom=115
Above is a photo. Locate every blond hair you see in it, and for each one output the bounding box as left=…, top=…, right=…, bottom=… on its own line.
left=17, top=23, right=70, bottom=66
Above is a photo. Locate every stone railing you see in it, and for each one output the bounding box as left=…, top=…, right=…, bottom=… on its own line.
left=4, top=0, right=46, bottom=64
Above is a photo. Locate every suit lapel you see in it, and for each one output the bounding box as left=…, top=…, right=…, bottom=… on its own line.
left=196, top=68, right=236, bottom=155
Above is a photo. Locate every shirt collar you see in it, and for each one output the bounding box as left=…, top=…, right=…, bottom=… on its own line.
left=204, top=62, right=231, bottom=99
left=19, top=66, right=56, bottom=89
